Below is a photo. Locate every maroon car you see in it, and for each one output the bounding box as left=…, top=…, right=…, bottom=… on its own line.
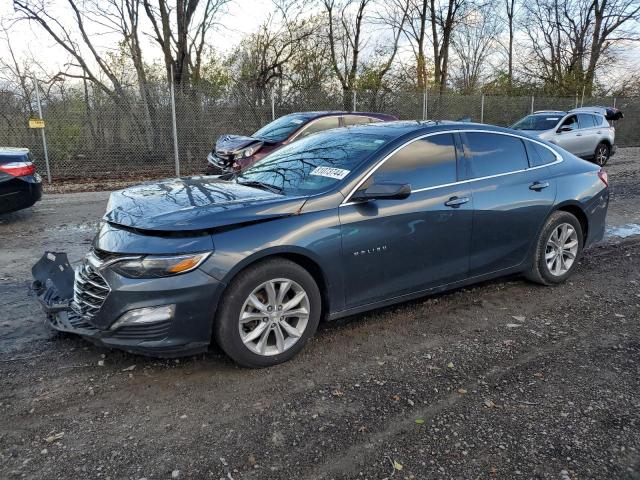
left=206, top=111, right=397, bottom=174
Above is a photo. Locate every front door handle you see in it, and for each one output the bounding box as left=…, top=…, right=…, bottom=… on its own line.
left=444, top=196, right=470, bottom=208
left=529, top=181, right=550, bottom=191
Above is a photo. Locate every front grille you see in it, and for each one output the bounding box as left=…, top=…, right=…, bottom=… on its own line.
left=73, top=261, right=110, bottom=321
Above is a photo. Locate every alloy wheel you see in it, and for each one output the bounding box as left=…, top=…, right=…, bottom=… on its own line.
left=595, top=145, right=609, bottom=166
left=545, top=223, right=579, bottom=276
left=238, top=278, right=310, bottom=356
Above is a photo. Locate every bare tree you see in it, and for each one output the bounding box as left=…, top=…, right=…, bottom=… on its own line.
left=403, top=0, right=430, bottom=90
left=523, top=0, right=640, bottom=94
left=451, top=4, right=502, bottom=93
left=504, top=0, right=517, bottom=86
left=430, top=0, right=469, bottom=92
left=13, top=0, right=132, bottom=107
left=585, top=0, right=640, bottom=95
left=142, top=0, right=230, bottom=88
left=323, top=0, right=372, bottom=108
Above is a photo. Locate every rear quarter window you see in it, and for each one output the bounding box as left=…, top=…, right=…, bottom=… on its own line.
left=525, top=141, right=558, bottom=167
left=464, top=132, right=529, bottom=178
left=578, top=114, right=596, bottom=129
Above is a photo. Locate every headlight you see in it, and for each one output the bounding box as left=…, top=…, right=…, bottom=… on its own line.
left=111, top=252, right=211, bottom=278
left=233, top=142, right=263, bottom=160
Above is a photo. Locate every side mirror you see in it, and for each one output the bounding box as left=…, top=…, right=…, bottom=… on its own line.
left=558, top=125, right=573, bottom=133
left=352, top=182, right=411, bottom=202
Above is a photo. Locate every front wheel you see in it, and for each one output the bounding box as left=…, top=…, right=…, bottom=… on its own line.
left=213, top=258, right=321, bottom=368
left=594, top=142, right=610, bottom=166
left=525, top=211, right=584, bottom=285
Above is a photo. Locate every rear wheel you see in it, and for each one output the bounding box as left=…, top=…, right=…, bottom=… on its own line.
left=525, top=211, right=584, bottom=285
left=594, top=142, right=610, bottom=166
left=213, top=258, right=321, bottom=368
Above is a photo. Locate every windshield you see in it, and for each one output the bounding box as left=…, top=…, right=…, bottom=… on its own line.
left=236, top=130, right=393, bottom=195
left=511, top=115, right=561, bottom=131
left=252, top=114, right=312, bottom=142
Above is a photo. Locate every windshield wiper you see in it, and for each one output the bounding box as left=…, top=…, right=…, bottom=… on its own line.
left=236, top=179, right=283, bottom=194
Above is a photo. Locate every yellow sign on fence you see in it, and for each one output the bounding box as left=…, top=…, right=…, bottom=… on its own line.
left=28, top=118, right=45, bottom=129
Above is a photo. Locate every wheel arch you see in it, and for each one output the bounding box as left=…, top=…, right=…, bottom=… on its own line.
left=219, top=247, right=332, bottom=321
left=598, top=138, right=612, bottom=149
left=553, top=201, right=589, bottom=241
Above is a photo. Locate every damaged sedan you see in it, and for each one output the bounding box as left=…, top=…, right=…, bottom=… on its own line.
left=33, top=121, right=609, bottom=367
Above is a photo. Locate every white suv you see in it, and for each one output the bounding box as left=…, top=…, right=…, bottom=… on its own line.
left=511, top=107, right=619, bottom=166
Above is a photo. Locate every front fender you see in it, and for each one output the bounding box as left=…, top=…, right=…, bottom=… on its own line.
left=199, top=209, right=345, bottom=314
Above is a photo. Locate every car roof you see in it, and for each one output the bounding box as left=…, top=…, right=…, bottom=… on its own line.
left=285, top=111, right=397, bottom=121
left=334, top=120, right=524, bottom=139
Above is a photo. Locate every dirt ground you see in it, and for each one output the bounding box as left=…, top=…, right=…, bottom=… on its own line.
left=1, top=149, right=639, bottom=480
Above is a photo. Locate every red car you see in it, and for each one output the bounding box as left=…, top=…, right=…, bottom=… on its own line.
left=206, top=111, right=397, bottom=174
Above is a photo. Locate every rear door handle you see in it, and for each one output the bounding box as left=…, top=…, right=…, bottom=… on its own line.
left=529, top=181, right=550, bottom=191
left=444, top=196, right=470, bottom=208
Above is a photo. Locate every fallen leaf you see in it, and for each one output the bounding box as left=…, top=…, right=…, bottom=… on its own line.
left=506, top=323, right=522, bottom=328
left=358, top=425, right=368, bottom=432
left=533, top=372, right=544, bottom=378
left=447, top=362, right=454, bottom=369
left=122, top=365, right=136, bottom=372
left=393, top=460, right=403, bottom=471
left=391, top=394, right=400, bottom=402
left=331, top=389, right=344, bottom=397
left=45, top=432, right=64, bottom=443
left=415, top=418, right=425, bottom=424
left=484, top=400, right=496, bottom=409
left=512, top=315, right=526, bottom=322
left=457, top=388, right=467, bottom=395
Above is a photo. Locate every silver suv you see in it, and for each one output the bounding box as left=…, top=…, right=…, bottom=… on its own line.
left=511, top=107, right=617, bottom=166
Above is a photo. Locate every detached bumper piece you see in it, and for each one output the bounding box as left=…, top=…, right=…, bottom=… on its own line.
left=31, top=252, right=208, bottom=358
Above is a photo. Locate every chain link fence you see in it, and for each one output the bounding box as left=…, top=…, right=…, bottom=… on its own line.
left=0, top=85, right=637, bottom=182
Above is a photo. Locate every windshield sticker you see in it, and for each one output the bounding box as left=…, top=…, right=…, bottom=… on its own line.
left=290, top=119, right=304, bottom=124
left=546, top=117, right=559, bottom=121
left=310, top=166, right=350, bottom=180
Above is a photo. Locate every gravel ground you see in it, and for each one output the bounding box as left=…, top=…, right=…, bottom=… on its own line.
left=1, top=149, right=639, bottom=480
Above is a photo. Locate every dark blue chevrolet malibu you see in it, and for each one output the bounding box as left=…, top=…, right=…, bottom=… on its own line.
left=33, top=121, right=609, bottom=367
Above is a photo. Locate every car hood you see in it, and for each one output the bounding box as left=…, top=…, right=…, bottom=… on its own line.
left=103, top=177, right=306, bottom=232
left=215, top=134, right=262, bottom=154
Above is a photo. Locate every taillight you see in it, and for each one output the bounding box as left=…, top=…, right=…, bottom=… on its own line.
left=0, top=162, right=36, bottom=177
left=598, top=169, right=608, bottom=187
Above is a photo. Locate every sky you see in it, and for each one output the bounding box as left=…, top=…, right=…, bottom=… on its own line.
left=0, top=0, right=273, bottom=74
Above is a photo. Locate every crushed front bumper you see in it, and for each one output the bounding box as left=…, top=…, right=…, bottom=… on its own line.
left=31, top=251, right=223, bottom=358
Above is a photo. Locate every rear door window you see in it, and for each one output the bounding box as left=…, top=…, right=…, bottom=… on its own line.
left=578, top=114, right=596, bottom=129
left=372, top=133, right=458, bottom=190
left=464, top=132, right=529, bottom=178
left=297, top=117, right=340, bottom=139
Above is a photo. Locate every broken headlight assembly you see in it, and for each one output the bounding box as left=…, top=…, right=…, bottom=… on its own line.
left=110, top=252, right=211, bottom=278
left=233, top=142, right=263, bottom=160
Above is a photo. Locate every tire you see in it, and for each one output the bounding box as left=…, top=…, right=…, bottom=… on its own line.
left=525, top=211, right=584, bottom=285
left=594, top=142, right=610, bottom=166
left=213, top=258, right=321, bottom=368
